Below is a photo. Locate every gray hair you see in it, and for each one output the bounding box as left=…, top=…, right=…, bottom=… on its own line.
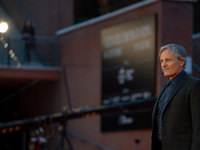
left=159, top=44, right=187, bottom=68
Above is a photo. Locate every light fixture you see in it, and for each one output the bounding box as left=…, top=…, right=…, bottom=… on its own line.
left=0, top=22, right=8, bottom=33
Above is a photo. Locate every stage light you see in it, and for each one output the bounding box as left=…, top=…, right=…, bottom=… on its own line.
left=15, top=126, right=20, bottom=131
left=17, top=63, right=21, bottom=68
left=8, top=127, right=14, bottom=132
left=13, top=56, right=17, bottom=61
left=4, top=43, right=8, bottom=48
left=0, top=37, right=4, bottom=41
left=11, top=53, right=15, bottom=58
left=9, top=49, right=13, bottom=55
left=2, top=128, right=7, bottom=134
left=0, top=22, right=8, bottom=33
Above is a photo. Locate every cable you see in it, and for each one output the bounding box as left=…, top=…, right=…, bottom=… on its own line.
left=61, top=63, right=100, bottom=68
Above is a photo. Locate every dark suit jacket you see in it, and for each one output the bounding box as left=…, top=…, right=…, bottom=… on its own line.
left=151, top=71, right=200, bottom=150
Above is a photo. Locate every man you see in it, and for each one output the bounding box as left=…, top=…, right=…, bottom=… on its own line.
left=151, top=44, right=200, bottom=150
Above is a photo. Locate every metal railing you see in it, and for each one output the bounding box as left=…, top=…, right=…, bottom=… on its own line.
left=0, top=35, right=58, bottom=67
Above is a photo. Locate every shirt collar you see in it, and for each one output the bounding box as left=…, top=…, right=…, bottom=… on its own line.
left=167, top=70, right=185, bottom=86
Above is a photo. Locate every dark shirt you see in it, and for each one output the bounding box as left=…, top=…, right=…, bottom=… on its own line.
left=157, top=70, right=185, bottom=141
left=22, top=26, right=35, bottom=41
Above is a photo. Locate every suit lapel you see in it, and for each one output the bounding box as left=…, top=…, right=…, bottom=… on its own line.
left=152, top=85, right=167, bottom=123
left=152, top=71, right=188, bottom=123
left=162, top=72, right=188, bottom=113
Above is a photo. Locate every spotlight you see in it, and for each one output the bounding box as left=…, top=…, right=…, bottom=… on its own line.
left=0, top=22, right=8, bottom=33
left=9, top=49, right=13, bottom=55
left=0, top=37, right=4, bottom=41
left=4, top=43, right=8, bottom=48
left=17, top=63, right=21, bottom=68
left=11, top=53, right=15, bottom=58
left=13, top=56, right=17, bottom=61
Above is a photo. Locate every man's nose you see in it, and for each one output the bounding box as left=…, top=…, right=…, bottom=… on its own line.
left=162, top=61, right=167, bottom=67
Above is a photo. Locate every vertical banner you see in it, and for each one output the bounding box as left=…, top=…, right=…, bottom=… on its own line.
left=101, top=14, right=156, bottom=131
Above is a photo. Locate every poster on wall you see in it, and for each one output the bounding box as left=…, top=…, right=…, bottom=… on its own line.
left=101, top=14, right=156, bottom=131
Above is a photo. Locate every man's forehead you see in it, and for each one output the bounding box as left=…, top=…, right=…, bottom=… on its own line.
left=162, top=48, right=172, bottom=53
left=160, top=49, right=173, bottom=56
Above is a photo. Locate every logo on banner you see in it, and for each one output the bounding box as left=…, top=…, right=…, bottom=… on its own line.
left=117, top=67, right=135, bottom=85
left=118, top=115, right=134, bottom=125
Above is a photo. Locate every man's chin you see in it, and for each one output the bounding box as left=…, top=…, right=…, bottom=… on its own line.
left=164, top=73, right=170, bottom=78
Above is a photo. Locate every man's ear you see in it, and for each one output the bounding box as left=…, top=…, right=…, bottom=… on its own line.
left=179, top=59, right=184, bottom=67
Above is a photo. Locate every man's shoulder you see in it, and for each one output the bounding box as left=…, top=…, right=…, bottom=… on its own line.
left=186, top=74, right=200, bottom=85
left=187, top=75, right=200, bottom=81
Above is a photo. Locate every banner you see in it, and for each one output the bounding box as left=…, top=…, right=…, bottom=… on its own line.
left=101, top=14, right=156, bottom=131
